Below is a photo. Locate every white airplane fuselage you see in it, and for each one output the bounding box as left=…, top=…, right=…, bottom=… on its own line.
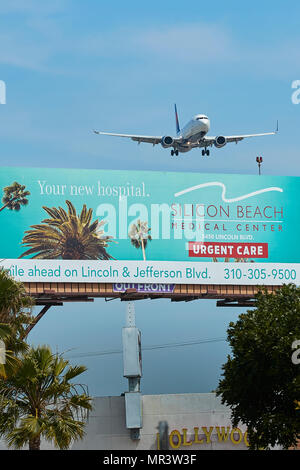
left=177, top=114, right=210, bottom=152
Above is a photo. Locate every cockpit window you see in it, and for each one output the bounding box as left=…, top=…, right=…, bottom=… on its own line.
left=196, top=116, right=207, bottom=120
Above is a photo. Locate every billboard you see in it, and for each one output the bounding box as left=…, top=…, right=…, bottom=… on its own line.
left=0, top=167, right=299, bottom=285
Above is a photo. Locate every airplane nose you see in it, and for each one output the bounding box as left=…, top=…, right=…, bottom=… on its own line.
left=205, top=119, right=210, bottom=131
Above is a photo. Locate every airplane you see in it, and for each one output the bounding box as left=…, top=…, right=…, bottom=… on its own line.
left=93, top=105, right=278, bottom=156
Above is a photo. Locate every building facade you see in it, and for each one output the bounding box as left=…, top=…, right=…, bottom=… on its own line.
left=71, top=393, right=248, bottom=450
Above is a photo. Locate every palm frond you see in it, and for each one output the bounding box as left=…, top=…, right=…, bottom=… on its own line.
left=19, top=201, right=114, bottom=260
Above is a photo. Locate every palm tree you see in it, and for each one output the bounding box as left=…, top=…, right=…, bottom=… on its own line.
left=0, top=323, right=22, bottom=379
left=0, top=269, right=34, bottom=378
left=0, top=345, right=92, bottom=450
left=128, top=219, right=151, bottom=261
left=20, top=200, right=114, bottom=260
left=0, top=181, right=30, bottom=213
left=0, top=269, right=33, bottom=324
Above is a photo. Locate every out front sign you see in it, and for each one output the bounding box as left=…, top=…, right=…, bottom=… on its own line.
left=0, top=167, right=299, bottom=285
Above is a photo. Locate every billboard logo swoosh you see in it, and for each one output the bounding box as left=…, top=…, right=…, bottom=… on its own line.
left=174, top=182, right=283, bottom=202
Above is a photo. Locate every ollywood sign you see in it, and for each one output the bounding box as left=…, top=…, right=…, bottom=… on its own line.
left=156, top=426, right=249, bottom=449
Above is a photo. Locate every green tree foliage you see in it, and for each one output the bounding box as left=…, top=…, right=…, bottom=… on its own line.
left=217, top=284, right=300, bottom=449
left=0, top=269, right=33, bottom=324
left=0, top=269, right=34, bottom=378
left=0, top=270, right=91, bottom=450
left=20, top=200, right=114, bottom=260
left=0, top=345, right=92, bottom=450
left=0, top=181, right=30, bottom=213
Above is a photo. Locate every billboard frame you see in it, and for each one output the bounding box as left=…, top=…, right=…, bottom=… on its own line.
left=22, top=281, right=281, bottom=337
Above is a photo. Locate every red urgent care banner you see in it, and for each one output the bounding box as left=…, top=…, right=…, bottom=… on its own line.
left=188, top=242, right=268, bottom=259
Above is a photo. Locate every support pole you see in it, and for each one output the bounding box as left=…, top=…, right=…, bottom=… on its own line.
left=126, top=301, right=136, bottom=327
left=122, top=301, right=142, bottom=440
left=22, top=304, right=52, bottom=339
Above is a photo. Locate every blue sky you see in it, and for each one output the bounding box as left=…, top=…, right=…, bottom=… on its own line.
left=1, top=0, right=300, bottom=396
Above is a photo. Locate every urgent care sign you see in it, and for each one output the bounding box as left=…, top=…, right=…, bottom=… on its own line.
left=189, top=242, right=268, bottom=259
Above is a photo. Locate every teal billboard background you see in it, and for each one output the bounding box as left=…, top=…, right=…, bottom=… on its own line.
left=0, top=167, right=298, bottom=264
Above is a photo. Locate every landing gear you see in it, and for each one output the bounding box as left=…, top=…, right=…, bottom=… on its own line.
left=202, top=148, right=210, bottom=156
left=171, top=149, right=179, bottom=156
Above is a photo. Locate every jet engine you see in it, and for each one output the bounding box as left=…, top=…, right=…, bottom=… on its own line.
left=161, top=136, right=174, bottom=148
left=214, top=136, right=227, bottom=148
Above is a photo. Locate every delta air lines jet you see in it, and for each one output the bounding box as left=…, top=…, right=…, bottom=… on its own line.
left=94, top=105, right=278, bottom=156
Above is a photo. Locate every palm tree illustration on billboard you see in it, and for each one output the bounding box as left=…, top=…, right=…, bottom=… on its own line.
left=0, top=182, right=30, bottom=213
left=128, top=219, right=151, bottom=261
left=20, top=200, right=114, bottom=260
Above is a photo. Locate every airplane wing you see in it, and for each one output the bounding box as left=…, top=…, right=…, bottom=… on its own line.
left=200, top=129, right=277, bottom=148
left=227, top=131, right=276, bottom=143
left=94, top=131, right=162, bottom=145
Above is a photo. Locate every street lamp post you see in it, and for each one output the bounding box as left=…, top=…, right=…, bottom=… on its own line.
left=256, top=156, right=263, bottom=175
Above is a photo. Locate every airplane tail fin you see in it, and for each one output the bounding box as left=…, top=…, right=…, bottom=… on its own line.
left=174, top=104, right=180, bottom=135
